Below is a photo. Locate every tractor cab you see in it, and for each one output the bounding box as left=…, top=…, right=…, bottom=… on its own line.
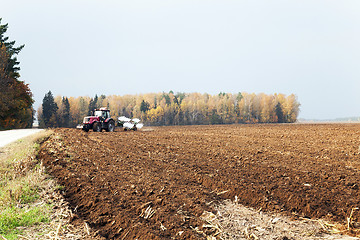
left=94, top=109, right=110, bottom=120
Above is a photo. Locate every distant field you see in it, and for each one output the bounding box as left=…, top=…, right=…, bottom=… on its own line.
left=38, top=124, right=360, bottom=239
left=299, top=117, right=360, bottom=123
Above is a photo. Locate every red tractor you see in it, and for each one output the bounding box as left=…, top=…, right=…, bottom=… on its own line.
left=82, top=108, right=115, bottom=132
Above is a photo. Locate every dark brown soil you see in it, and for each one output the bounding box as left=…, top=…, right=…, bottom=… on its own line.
left=38, top=124, right=360, bottom=239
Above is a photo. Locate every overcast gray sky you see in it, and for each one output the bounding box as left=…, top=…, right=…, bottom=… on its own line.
left=2, top=0, right=360, bottom=119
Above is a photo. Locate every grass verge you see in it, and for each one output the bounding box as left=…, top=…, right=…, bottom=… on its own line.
left=0, top=130, right=52, bottom=240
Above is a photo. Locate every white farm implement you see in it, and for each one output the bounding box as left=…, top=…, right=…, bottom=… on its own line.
left=117, top=116, right=144, bottom=131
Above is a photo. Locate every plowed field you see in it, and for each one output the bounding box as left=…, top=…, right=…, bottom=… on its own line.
left=38, top=124, right=360, bottom=239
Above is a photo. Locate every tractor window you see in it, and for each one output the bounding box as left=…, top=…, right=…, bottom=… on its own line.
left=94, top=111, right=102, bottom=117
left=95, top=110, right=110, bottom=119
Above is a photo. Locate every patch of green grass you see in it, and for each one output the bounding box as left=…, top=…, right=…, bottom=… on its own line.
left=0, top=130, right=53, bottom=239
left=0, top=206, right=49, bottom=238
left=19, top=184, right=40, bottom=204
left=0, top=173, right=41, bottom=207
left=55, top=184, right=65, bottom=191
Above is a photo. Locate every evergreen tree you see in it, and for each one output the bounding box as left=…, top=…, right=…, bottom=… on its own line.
left=61, top=97, right=71, bottom=127
left=0, top=19, right=33, bottom=130
left=88, top=99, right=94, bottom=115
left=41, top=91, right=58, bottom=127
left=275, top=102, right=284, bottom=123
left=162, top=93, right=171, bottom=105
left=154, top=96, right=157, bottom=108
left=210, top=109, right=222, bottom=124
left=173, top=96, right=179, bottom=105
left=88, top=94, right=98, bottom=115
left=0, top=19, right=24, bottom=79
left=94, top=94, right=98, bottom=108
left=98, top=94, right=106, bottom=108
left=140, top=100, right=150, bottom=113
left=175, top=92, right=186, bottom=104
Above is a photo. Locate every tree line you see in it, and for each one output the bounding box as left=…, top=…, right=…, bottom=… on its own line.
left=0, top=19, right=34, bottom=130
left=38, top=91, right=300, bottom=128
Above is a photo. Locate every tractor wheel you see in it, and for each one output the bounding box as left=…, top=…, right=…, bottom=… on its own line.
left=83, top=125, right=90, bottom=132
left=93, top=122, right=101, bottom=132
left=106, top=120, right=115, bottom=132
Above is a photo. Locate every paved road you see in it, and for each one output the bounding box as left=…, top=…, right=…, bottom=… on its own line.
left=0, top=129, right=44, bottom=148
